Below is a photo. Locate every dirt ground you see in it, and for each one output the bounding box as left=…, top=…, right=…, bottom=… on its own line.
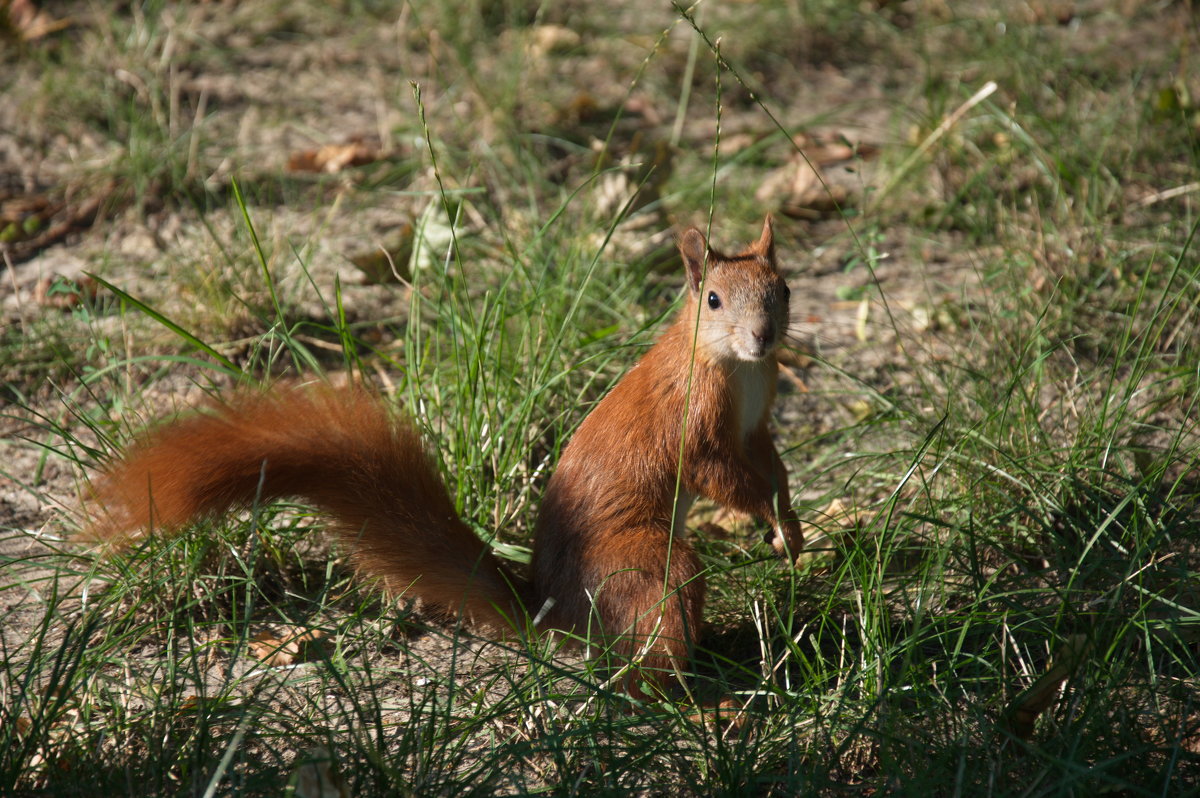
left=0, top=0, right=1021, bottom=528
left=0, top=0, right=1169, bottom=631
left=1, top=2, right=1197, bottom=789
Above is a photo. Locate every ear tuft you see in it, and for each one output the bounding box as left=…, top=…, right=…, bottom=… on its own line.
left=678, top=228, right=708, bottom=294
left=753, top=213, right=776, bottom=264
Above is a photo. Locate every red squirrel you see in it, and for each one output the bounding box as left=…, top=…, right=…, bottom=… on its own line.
left=86, top=215, right=803, bottom=696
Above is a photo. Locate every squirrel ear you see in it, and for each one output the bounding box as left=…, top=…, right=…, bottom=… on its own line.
left=679, top=228, right=708, bottom=294
left=752, top=213, right=776, bottom=264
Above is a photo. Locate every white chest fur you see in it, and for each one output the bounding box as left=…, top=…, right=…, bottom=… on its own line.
left=731, top=362, right=771, bottom=442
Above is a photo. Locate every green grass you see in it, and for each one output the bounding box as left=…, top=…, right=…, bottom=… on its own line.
left=2, top=1, right=1199, bottom=794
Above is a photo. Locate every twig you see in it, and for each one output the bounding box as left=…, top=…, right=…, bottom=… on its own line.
left=870, top=81, right=998, bottom=211
left=1134, top=181, right=1200, bottom=208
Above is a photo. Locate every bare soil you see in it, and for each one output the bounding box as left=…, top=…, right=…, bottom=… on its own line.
left=1, top=2, right=1196, bottom=789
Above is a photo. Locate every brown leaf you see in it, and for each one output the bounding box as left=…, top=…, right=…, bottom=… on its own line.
left=526, top=24, right=581, bottom=57
left=777, top=346, right=814, bottom=370
left=34, top=275, right=98, bottom=309
left=0, top=188, right=108, bottom=264
left=4, top=0, right=72, bottom=41
left=846, top=398, right=873, bottom=422
left=293, top=745, right=350, bottom=798
left=757, top=153, right=852, bottom=219
left=710, top=505, right=753, bottom=531
left=287, top=140, right=379, bottom=174
left=756, top=131, right=876, bottom=219
left=695, top=521, right=733, bottom=540
left=792, top=131, right=878, bottom=165
left=687, top=696, right=746, bottom=733
left=778, top=363, right=808, bottom=393
left=349, top=224, right=415, bottom=284
left=755, top=157, right=821, bottom=206
left=1005, top=634, right=1091, bottom=739
left=1, top=193, right=54, bottom=223
left=817, top=497, right=869, bottom=529
left=792, top=132, right=854, bottom=165
left=717, top=132, right=759, bottom=157
left=248, top=626, right=325, bottom=667
left=21, top=705, right=82, bottom=776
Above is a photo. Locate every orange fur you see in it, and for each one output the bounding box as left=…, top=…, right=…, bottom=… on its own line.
left=85, top=216, right=803, bottom=696
left=87, top=385, right=526, bottom=633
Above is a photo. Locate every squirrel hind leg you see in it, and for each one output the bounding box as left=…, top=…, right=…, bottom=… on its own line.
left=588, top=542, right=707, bottom=698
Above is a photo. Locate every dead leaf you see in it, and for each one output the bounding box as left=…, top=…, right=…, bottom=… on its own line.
left=846, top=398, right=873, bottom=423
left=778, top=363, right=808, bottom=392
left=695, top=521, right=732, bottom=540
left=791, top=497, right=866, bottom=570
left=21, top=705, right=82, bottom=776
left=293, top=745, right=350, bottom=798
left=3, top=0, right=72, bottom=41
left=778, top=346, right=814, bottom=370
left=717, top=132, right=759, bottom=156
left=34, top=275, right=98, bottom=309
left=287, top=139, right=379, bottom=174
left=910, top=304, right=933, bottom=334
left=526, top=24, right=581, bottom=57
left=591, top=137, right=672, bottom=219
left=1022, top=0, right=1075, bottom=25
left=817, top=497, right=870, bottom=529
left=710, top=505, right=753, bottom=531
left=855, top=297, right=870, bottom=342
left=792, top=131, right=879, bottom=165
left=247, top=626, right=325, bottom=667
left=756, top=130, right=876, bottom=219
left=1146, top=710, right=1200, bottom=755
left=1, top=192, right=54, bottom=224
left=687, top=696, right=746, bottom=733
left=792, top=132, right=853, bottom=165
left=349, top=224, right=415, bottom=284
left=757, top=153, right=851, bottom=219
left=755, top=156, right=821, bottom=206
left=1005, top=634, right=1091, bottom=739
left=0, top=187, right=107, bottom=264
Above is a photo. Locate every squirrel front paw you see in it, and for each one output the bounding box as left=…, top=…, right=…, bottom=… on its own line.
left=766, top=520, right=804, bottom=559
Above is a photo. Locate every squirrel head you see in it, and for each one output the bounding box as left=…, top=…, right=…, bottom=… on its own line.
left=678, top=215, right=791, bottom=364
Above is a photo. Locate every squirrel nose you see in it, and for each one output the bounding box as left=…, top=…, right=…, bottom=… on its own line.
left=752, top=323, right=775, bottom=346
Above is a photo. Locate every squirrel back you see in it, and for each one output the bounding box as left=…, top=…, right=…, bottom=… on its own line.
left=85, top=216, right=800, bottom=694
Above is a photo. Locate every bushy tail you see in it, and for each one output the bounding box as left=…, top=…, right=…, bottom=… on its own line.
left=85, top=384, right=528, bottom=633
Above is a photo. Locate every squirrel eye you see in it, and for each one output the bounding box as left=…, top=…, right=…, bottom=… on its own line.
left=707, top=291, right=721, bottom=310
